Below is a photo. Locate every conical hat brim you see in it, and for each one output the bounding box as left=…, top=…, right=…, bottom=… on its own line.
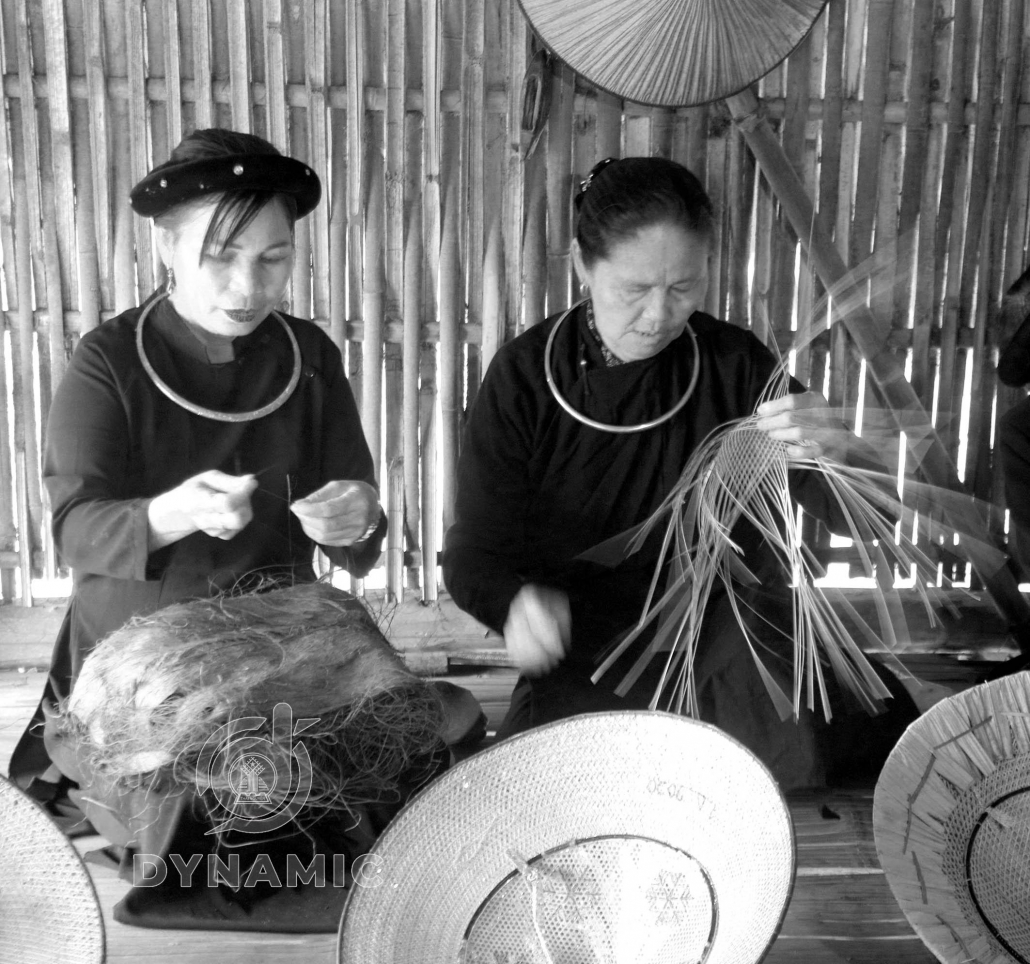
left=0, top=775, right=105, bottom=964
left=519, top=0, right=828, bottom=107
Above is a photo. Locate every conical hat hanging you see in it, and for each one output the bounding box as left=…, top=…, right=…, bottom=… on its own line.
left=518, top=0, right=828, bottom=107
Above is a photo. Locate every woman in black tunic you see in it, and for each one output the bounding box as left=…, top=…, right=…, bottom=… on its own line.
left=10, top=129, right=385, bottom=793
left=444, top=157, right=916, bottom=789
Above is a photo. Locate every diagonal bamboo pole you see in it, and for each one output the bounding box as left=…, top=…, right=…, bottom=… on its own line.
left=724, top=86, right=1030, bottom=646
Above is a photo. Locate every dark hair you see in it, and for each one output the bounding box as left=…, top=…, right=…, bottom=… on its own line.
left=574, top=157, right=715, bottom=268
left=157, top=129, right=298, bottom=256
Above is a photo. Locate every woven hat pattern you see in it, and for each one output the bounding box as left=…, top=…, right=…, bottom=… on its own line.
left=519, top=0, right=828, bottom=107
left=874, top=672, right=1030, bottom=964
left=0, top=775, right=105, bottom=964
left=338, top=712, right=794, bottom=964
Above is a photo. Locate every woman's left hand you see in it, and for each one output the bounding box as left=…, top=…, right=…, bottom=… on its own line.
left=754, top=391, right=853, bottom=462
left=289, top=480, right=381, bottom=547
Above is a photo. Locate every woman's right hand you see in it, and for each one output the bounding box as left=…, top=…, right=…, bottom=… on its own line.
left=147, top=470, right=259, bottom=549
left=503, top=584, right=571, bottom=677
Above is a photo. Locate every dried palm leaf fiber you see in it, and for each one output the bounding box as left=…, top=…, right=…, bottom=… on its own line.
left=58, top=581, right=445, bottom=830
left=518, top=0, right=827, bottom=107
left=581, top=238, right=1006, bottom=723
left=874, top=672, right=1030, bottom=964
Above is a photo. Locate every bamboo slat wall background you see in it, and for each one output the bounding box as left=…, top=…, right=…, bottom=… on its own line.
left=0, top=0, right=1028, bottom=605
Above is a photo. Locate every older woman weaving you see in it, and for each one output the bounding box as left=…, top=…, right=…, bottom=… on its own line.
left=444, top=157, right=916, bottom=789
left=11, top=129, right=385, bottom=795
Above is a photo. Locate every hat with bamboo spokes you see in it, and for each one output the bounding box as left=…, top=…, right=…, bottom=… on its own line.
left=517, top=0, right=828, bottom=107
left=874, top=671, right=1030, bottom=964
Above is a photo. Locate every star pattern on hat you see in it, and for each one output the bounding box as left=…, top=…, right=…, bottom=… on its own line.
left=538, top=865, right=602, bottom=925
left=646, top=870, right=693, bottom=925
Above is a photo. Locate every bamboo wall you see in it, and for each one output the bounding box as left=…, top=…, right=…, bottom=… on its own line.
left=0, top=0, right=1028, bottom=606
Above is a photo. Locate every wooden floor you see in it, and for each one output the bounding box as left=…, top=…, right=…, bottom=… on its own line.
left=2, top=591, right=1010, bottom=963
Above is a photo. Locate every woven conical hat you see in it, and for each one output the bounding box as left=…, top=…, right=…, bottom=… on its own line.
left=519, top=0, right=828, bottom=107
left=874, top=672, right=1030, bottom=964
left=0, top=774, right=105, bottom=964
left=337, top=711, right=795, bottom=963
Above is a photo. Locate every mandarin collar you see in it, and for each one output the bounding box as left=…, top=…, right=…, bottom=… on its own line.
left=148, top=295, right=279, bottom=365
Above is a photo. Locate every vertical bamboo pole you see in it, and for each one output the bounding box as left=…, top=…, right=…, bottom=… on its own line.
left=125, top=0, right=153, bottom=297
left=438, top=163, right=460, bottom=531
left=957, top=3, right=1001, bottom=500
left=420, top=0, right=441, bottom=599
left=545, top=62, right=574, bottom=313
left=15, top=0, right=61, bottom=416
left=264, top=0, right=287, bottom=150
left=570, top=88, right=596, bottom=301
left=284, top=6, right=311, bottom=319
left=0, top=7, right=14, bottom=594
left=9, top=3, right=43, bottom=535
left=328, top=0, right=348, bottom=355
left=403, top=203, right=423, bottom=588
left=502, top=3, right=526, bottom=337
left=704, top=111, right=727, bottom=321
left=10, top=185, right=40, bottom=586
left=624, top=110, right=650, bottom=157
left=726, top=127, right=755, bottom=329
left=438, top=0, right=462, bottom=535
left=83, top=0, right=111, bottom=312
left=818, top=0, right=845, bottom=239
left=387, top=457, right=405, bottom=601
left=481, top=213, right=504, bottom=371
left=383, top=0, right=407, bottom=600
left=903, top=0, right=936, bottom=405
left=975, top=0, right=1022, bottom=517
left=419, top=335, right=439, bottom=600
left=347, top=0, right=366, bottom=406
left=933, top=0, right=972, bottom=446
left=850, top=0, right=891, bottom=267
left=363, top=153, right=385, bottom=483
left=163, top=0, right=183, bottom=148
left=462, top=0, right=485, bottom=401
left=650, top=106, right=674, bottom=158
left=16, top=451, right=32, bottom=607
left=227, top=0, right=252, bottom=133
left=0, top=322, right=13, bottom=600
left=0, top=7, right=15, bottom=596
left=193, top=0, right=214, bottom=129
left=523, top=143, right=547, bottom=325
left=41, top=0, right=73, bottom=392
left=305, top=0, right=331, bottom=326
left=595, top=89, right=621, bottom=159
